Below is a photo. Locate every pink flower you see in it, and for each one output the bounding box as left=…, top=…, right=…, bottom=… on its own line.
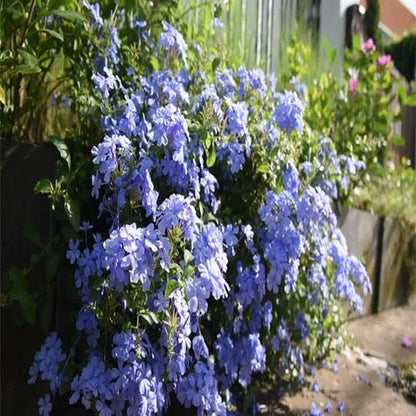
left=378, top=54, right=392, bottom=67
left=348, top=77, right=358, bottom=94
left=402, top=336, right=412, bottom=348
left=361, top=38, right=376, bottom=54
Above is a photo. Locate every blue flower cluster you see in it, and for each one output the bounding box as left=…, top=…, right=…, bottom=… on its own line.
left=29, top=6, right=371, bottom=416
left=28, top=333, right=66, bottom=393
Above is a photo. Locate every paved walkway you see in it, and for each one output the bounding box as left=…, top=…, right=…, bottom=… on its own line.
left=268, top=306, right=416, bottom=415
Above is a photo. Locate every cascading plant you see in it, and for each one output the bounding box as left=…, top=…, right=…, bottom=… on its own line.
left=28, top=3, right=371, bottom=415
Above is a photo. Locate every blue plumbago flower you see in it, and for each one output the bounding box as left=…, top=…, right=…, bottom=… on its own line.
left=273, top=90, right=304, bottom=135
left=271, top=320, right=290, bottom=352
left=76, top=307, right=100, bottom=348
left=158, top=21, right=188, bottom=64
left=69, top=356, right=113, bottom=408
left=200, top=169, right=219, bottom=212
left=283, top=161, right=300, bottom=198
left=103, top=223, right=170, bottom=291
left=237, top=68, right=267, bottom=98
left=237, top=333, right=266, bottom=387
left=212, top=17, right=224, bottom=30
left=28, top=333, right=66, bottom=393
left=156, top=194, right=198, bottom=243
left=290, top=76, right=307, bottom=97
left=337, top=402, right=345, bottom=413
left=92, top=67, right=118, bottom=99
left=326, top=402, right=333, bottom=413
left=263, top=301, right=273, bottom=329
left=300, top=161, right=314, bottom=175
left=193, top=83, right=220, bottom=112
left=83, top=1, right=103, bottom=27
left=66, top=239, right=80, bottom=264
left=192, top=223, right=229, bottom=300
left=38, top=394, right=52, bottom=416
left=225, top=100, right=249, bottom=139
left=311, top=380, right=319, bottom=393
left=192, top=334, right=209, bottom=360
left=112, top=330, right=137, bottom=366
left=151, top=104, right=189, bottom=155
left=148, top=289, right=169, bottom=313
left=221, top=224, right=239, bottom=256
left=310, top=402, right=324, bottom=416
left=259, top=191, right=303, bottom=294
left=217, top=141, right=247, bottom=174
left=216, top=69, right=236, bottom=97
left=176, top=361, right=226, bottom=414
left=356, top=374, right=371, bottom=385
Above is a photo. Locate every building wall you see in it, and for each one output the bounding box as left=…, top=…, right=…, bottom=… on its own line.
left=320, top=0, right=359, bottom=73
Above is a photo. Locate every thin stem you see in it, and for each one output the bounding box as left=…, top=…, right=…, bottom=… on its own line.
left=19, top=0, right=37, bottom=48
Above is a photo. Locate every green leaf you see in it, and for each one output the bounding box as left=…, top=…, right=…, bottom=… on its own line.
left=323, top=39, right=337, bottom=64
left=39, top=28, right=64, bottom=41
left=64, top=193, right=80, bottom=230
left=13, top=64, right=42, bottom=74
left=48, top=0, right=74, bottom=10
left=52, top=10, right=86, bottom=22
left=7, top=268, right=36, bottom=325
left=0, top=85, right=5, bottom=105
left=148, top=311, right=160, bottom=324
left=140, top=313, right=153, bottom=325
left=352, top=34, right=361, bottom=52
left=50, top=136, right=71, bottom=169
left=257, top=163, right=269, bottom=174
left=165, top=279, right=179, bottom=297
left=17, top=48, right=38, bottom=66
left=203, top=135, right=212, bottom=150
left=34, top=178, right=53, bottom=194
left=212, top=57, right=221, bottom=72
left=398, top=86, right=407, bottom=105
left=206, top=145, right=216, bottom=168
left=184, top=249, right=194, bottom=265
left=329, top=48, right=337, bottom=65
left=405, top=94, right=416, bottom=107
left=214, top=4, right=222, bottom=18
left=150, top=56, right=160, bottom=71
left=391, top=135, right=405, bottom=146
left=183, top=264, right=195, bottom=278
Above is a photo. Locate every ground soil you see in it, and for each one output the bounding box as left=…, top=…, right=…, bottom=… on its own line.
left=262, top=306, right=416, bottom=416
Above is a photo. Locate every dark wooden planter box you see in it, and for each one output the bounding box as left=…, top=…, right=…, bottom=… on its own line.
left=338, top=206, right=381, bottom=316
left=338, top=207, right=416, bottom=315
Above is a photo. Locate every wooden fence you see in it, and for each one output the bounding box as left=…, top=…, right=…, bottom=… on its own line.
left=183, top=0, right=313, bottom=73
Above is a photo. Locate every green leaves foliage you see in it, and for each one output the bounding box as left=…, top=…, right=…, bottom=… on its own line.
left=50, top=136, right=71, bottom=169
left=64, top=193, right=80, bottom=230
left=7, top=268, right=36, bottom=325
left=34, top=178, right=53, bottom=194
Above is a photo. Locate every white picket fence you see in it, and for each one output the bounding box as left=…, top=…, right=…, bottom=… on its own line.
left=181, top=0, right=315, bottom=73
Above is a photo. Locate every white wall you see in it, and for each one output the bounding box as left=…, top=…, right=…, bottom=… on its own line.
left=320, top=0, right=359, bottom=74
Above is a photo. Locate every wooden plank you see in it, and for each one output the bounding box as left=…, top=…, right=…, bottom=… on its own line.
left=256, top=0, right=263, bottom=67
left=270, top=0, right=282, bottom=73
left=245, top=0, right=258, bottom=67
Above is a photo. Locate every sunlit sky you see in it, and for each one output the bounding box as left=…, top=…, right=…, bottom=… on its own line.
left=400, top=0, right=416, bottom=16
